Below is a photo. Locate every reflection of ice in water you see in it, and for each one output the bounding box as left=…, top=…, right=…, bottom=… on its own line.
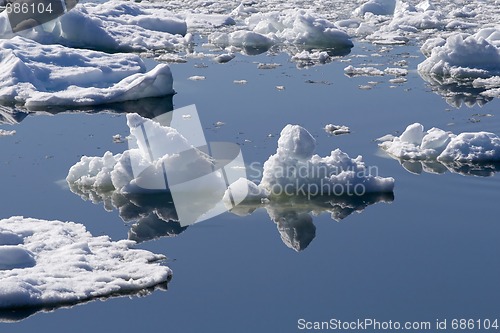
left=230, top=193, right=394, bottom=251
left=67, top=182, right=185, bottom=243
left=418, top=72, right=493, bottom=108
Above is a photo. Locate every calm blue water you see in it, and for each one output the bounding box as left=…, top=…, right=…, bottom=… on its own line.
left=1, top=41, right=500, bottom=332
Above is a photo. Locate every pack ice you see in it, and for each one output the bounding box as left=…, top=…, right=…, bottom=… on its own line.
left=0, top=37, right=174, bottom=109
left=0, top=216, right=171, bottom=319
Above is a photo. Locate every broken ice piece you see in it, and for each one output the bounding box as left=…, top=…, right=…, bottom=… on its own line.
left=324, top=124, right=351, bottom=135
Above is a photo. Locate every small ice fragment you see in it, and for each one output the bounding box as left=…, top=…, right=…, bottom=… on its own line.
left=0, top=129, right=16, bottom=136
left=233, top=80, right=248, bottom=84
left=182, top=114, right=192, bottom=119
left=112, top=134, right=124, bottom=143
left=324, top=124, right=351, bottom=135
left=359, top=85, right=373, bottom=90
left=257, top=63, right=281, bottom=70
left=389, top=77, right=407, bottom=84
left=275, top=86, right=285, bottom=91
left=214, top=121, right=225, bottom=127
left=344, top=65, right=384, bottom=76
left=188, top=76, right=206, bottom=81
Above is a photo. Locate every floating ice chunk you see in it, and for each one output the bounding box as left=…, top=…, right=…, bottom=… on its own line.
left=259, top=124, right=394, bottom=196
left=384, top=67, right=408, bottom=76
left=379, top=123, right=453, bottom=160
left=0, top=129, right=15, bottom=136
left=354, top=0, right=396, bottom=16
left=257, top=63, right=281, bottom=69
left=291, top=50, right=330, bottom=67
left=324, top=124, right=351, bottom=135
left=67, top=113, right=223, bottom=195
left=188, top=76, right=206, bottom=81
left=418, top=28, right=500, bottom=80
left=213, top=53, right=235, bottom=63
left=0, top=37, right=174, bottom=109
left=379, top=123, right=500, bottom=163
left=0, top=216, right=171, bottom=314
left=344, top=65, right=385, bottom=76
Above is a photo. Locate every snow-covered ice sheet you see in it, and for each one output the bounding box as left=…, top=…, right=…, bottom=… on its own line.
left=0, top=37, right=174, bottom=109
left=6, top=1, right=190, bottom=52
left=0, top=216, right=171, bottom=321
left=378, top=123, right=500, bottom=176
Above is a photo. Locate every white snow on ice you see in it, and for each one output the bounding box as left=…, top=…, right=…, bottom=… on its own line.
left=0, top=37, right=174, bottom=109
left=379, top=123, right=500, bottom=163
left=0, top=216, right=171, bottom=312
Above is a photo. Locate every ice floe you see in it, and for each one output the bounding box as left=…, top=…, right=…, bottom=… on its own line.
left=11, top=1, right=189, bottom=52
left=0, top=37, right=174, bottom=109
left=0, top=216, right=171, bottom=321
left=418, top=28, right=500, bottom=80
left=324, top=124, right=351, bottom=136
left=66, top=111, right=243, bottom=227
left=378, top=123, right=500, bottom=176
left=224, top=124, right=394, bottom=204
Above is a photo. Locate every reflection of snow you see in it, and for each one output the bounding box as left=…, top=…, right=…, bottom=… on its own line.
left=68, top=181, right=186, bottom=243
left=230, top=193, right=394, bottom=251
left=379, top=123, right=500, bottom=177
left=0, top=216, right=171, bottom=322
left=418, top=72, right=494, bottom=108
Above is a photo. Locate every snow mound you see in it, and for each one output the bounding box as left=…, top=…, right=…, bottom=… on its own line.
left=418, top=28, right=500, bottom=80
left=209, top=9, right=353, bottom=52
left=0, top=37, right=174, bottom=109
left=0, top=216, right=171, bottom=314
left=379, top=123, right=500, bottom=163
